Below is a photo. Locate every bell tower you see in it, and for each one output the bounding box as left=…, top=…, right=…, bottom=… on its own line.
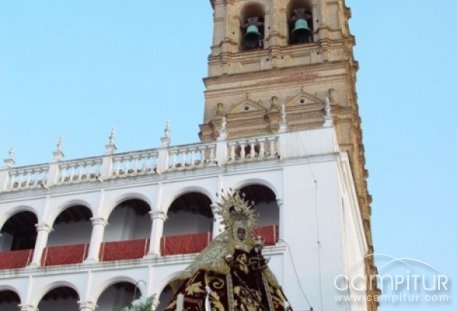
left=200, top=0, right=377, bottom=310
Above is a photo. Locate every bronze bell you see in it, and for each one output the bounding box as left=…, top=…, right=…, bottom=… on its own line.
left=291, top=17, right=312, bottom=44
left=243, top=24, right=262, bottom=49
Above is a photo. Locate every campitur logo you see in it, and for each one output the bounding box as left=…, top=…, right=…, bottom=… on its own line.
left=333, top=254, right=451, bottom=305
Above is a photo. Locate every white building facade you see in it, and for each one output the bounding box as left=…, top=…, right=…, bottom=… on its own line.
left=0, top=0, right=376, bottom=310
left=0, top=127, right=368, bottom=311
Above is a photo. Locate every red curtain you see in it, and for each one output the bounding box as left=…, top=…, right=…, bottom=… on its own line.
left=42, top=244, right=88, bottom=266
left=254, top=225, right=279, bottom=246
left=100, top=239, right=149, bottom=261
left=161, top=232, right=212, bottom=256
left=0, top=249, right=33, bottom=269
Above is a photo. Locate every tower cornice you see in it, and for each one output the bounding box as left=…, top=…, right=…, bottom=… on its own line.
left=204, top=60, right=352, bottom=90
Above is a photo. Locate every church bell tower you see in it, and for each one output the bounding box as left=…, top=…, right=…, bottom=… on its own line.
left=200, top=0, right=378, bottom=310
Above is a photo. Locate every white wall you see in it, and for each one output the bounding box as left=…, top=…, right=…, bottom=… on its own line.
left=281, top=160, right=347, bottom=311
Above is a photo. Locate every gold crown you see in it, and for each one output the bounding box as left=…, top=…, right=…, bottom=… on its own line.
left=216, top=188, right=257, bottom=231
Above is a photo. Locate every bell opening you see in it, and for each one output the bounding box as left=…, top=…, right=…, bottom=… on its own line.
left=240, top=3, right=265, bottom=51
left=241, top=16, right=264, bottom=51
left=288, top=5, right=313, bottom=45
left=291, top=18, right=312, bottom=44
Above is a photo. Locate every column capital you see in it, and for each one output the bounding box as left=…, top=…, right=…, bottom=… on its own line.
left=149, top=210, right=167, bottom=221
left=35, top=223, right=53, bottom=233
left=78, top=300, right=97, bottom=311
left=19, top=304, right=38, bottom=311
left=276, top=198, right=284, bottom=207
left=90, top=217, right=108, bottom=227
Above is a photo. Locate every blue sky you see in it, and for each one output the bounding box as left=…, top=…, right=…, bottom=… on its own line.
left=0, top=1, right=456, bottom=310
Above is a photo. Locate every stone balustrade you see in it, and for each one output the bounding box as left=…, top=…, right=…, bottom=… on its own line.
left=58, top=158, right=102, bottom=184
left=111, top=150, right=159, bottom=178
left=0, top=128, right=337, bottom=193
left=167, top=143, right=216, bottom=170
left=4, top=164, right=49, bottom=191
left=227, top=136, right=279, bottom=162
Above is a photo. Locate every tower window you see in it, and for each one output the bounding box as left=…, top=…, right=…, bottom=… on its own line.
left=288, top=1, right=313, bottom=45
left=241, top=4, right=265, bottom=51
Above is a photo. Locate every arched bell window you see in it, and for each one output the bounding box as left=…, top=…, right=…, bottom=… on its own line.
left=287, top=0, right=313, bottom=45
left=240, top=4, right=265, bottom=51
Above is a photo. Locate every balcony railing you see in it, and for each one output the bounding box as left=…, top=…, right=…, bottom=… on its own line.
left=111, top=151, right=158, bottom=178
left=41, top=244, right=88, bottom=266
left=228, top=137, right=278, bottom=163
left=58, top=158, right=102, bottom=185
left=254, top=224, right=279, bottom=246
left=0, top=249, right=33, bottom=269
left=6, top=165, right=48, bottom=191
left=0, top=133, right=290, bottom=193
left=161, top=232, right=212, bottom=256
left=0, top=225, right=279, bottom=269
left=99, top=239, right=149, bottom=262
left=167, top=144, right=216, bottom=170
left=0, top=128, right=338, bottom=193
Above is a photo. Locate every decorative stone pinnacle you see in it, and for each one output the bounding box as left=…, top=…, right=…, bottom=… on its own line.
left=323, top=96, right=334, bottom=128
left=164, top=121, right=171, bottom=138
left=221, top=115, right=227, bottom=131
left=161, top=121, right=171, bottom=147
left=325, top=97, right=332, bottom=116
left=215, top=103, right=224, bottom=117
left=218, top=115, right=228, bottom=141
left=56, top=136, right=64, bottom=152
left=108, top=127, right=116, bottom=145
left=3, top=148, right=16, bottom=168
left=278, top=103, right=288, bottom=133
left=105, top=127, right=117, bottom=155
left=270, top=96, right=279, bottom=112
left=7, top=148, right=14, bottom=160
left=53, top=136, right=64, bottom=161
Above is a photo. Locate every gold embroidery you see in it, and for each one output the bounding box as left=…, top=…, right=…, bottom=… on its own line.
left=185, top=281, right=204, bottom=296
left=165, top=190, right=293, bottom=311
left=209, top=291, right=225, bottom=311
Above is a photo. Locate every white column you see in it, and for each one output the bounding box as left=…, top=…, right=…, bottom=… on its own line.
left=147, top=211, right=167, bottom=256
left=85, top=217, right=108, bottom=263
left=79, top=300, right=97, bottom=311
left=277, top=198, right=285, bottom=242
left=29, top=223, right=52, bottom=267
left=211, top=203, right=224, bottom=238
